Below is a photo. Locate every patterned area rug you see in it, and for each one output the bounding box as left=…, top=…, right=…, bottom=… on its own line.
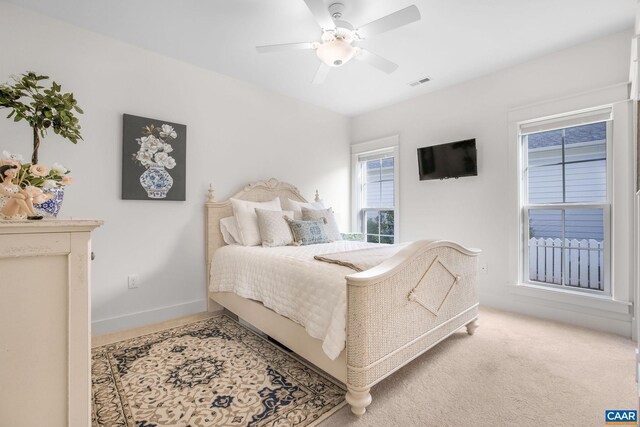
left=92, top=315, right=346, bottom=426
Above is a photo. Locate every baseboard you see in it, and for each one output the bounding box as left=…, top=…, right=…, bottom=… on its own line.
left=480, top=291, right=633, bottom=338
left=92, top=299, right=207, bottom=336
left=92, top=292, right=631, bottom=339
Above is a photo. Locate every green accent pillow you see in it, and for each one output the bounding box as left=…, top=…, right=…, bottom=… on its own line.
left=286, top=217, right=330, bottom=246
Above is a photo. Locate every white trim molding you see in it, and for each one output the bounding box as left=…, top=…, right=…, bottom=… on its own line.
left=92, top=299, right=208, bottom=336
left=351, top=135, right=399, bottom=155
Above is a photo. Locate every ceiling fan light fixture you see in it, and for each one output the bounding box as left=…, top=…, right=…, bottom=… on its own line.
left=316, top=38, right=355, bottom=67
left=256, top=1, right=421, bottom=81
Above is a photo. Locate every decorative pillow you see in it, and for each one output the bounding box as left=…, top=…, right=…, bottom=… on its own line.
left=286, top=198, right=325, bottom=220
left=220, top=216, right=241, bottom=245
left=286, top=217, right=330, bottom=246
left=231, top=197, right=282, bottom=246
left=256, top=209, right=294, bottom=247
left=301, top=207, right=342, bottom=241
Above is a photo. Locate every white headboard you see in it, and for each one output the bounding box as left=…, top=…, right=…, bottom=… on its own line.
left=205, top=178, right=314, bottom=275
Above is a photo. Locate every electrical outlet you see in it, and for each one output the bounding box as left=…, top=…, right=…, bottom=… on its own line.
left=480, top=264, right=488, bottom=274
left=128, top=274, right=140, bottom=289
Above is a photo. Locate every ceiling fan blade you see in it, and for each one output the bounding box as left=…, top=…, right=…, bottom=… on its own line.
left=256, top=42, right=315, bottom=53
left=303, top=0, right=335, bottom=30
left=355, top=49, right=398, bottom=74
left=357, top=5, right=421, bottom=38
left=312, top=63, right=331, bottom=84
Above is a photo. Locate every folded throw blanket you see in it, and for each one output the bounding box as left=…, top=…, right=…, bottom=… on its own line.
left=314, top=242, right=410, bottom=272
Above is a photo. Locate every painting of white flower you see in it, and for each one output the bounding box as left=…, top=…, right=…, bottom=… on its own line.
left=134, top=127, right=176, bottom=170
left=122, top=114, right=186, bottom=201
left=159, top=124, right=177, bottom=139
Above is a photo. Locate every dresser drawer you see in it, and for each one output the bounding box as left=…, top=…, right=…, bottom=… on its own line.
left=0, top=233, right=70, bottom=258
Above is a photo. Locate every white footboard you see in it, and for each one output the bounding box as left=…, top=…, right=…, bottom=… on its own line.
left=344, top=240, right=480, bottom=414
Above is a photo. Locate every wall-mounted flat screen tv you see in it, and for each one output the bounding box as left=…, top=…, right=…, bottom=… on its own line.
left=417, top=139, right=478, bottom=180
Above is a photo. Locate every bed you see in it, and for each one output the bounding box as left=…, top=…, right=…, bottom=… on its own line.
left=205, top=178, right=480, bottom=416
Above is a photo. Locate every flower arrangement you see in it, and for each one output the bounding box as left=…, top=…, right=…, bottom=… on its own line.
left=132, top=124, right=178, bottom=170
left=0, top=150, right=72, bottom=204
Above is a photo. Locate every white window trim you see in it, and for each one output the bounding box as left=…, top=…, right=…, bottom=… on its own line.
left=351, top=135, right=400, bottom=241
left=520, top=115, right=612, bottom=296
left=506, top=83, right=633, bottom=316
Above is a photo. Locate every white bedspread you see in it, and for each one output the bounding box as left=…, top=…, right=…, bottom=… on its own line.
left=209, top=241, right=384, bottom=360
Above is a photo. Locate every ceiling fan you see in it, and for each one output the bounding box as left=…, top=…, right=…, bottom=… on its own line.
left=256, top=1, right=421, bottom=84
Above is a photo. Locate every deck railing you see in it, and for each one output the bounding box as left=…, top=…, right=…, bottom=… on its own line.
left=528, top=237, right=604, bottom=291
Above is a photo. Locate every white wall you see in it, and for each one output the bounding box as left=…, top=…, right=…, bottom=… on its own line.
left=351, top=29, right=636, bottom=336
left=1, top=2, right=634, bottom=338
left=0, top=3, right=351, bottom=335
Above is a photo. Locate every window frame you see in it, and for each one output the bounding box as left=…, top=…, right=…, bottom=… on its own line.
left=351, top=136, right=399, bottom=243
left=506, top=85, right=633, bottom=327
left=519, top=111, right=613, bottom=296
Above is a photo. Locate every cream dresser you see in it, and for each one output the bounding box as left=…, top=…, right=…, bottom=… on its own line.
left=0, top=219, right=102, bottom=426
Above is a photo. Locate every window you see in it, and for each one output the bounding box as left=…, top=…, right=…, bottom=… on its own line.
left=520, top=108, right=611, bottom=294
left=352, top=141, right=399, bottom=244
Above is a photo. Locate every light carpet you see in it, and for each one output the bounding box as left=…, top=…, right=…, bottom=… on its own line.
left=91, top=315, right=345, bottom=427
left=320, top=307, right=636, bottom=427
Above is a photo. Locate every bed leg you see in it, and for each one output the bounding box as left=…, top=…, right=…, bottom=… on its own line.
left=466, top=318, right=479, bottom=335
left=346, top=387, right=372, bottom=416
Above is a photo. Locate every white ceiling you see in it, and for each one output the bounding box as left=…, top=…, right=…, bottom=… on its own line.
left=5, top=0, right=636, bottom=116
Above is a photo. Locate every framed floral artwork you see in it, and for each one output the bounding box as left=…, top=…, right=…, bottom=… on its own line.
left=121, top=114, right=186, bottom=201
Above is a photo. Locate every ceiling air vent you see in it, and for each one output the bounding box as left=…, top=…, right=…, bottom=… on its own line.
left=409, top=77, right=431, bottom=87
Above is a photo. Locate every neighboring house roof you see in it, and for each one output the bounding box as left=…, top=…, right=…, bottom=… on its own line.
left=528, top=122, right=606, bottom=149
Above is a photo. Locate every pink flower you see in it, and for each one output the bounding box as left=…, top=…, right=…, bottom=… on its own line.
left=61, top=175, right=73, bottom=185
left=29, top=164, right=49, bottom=177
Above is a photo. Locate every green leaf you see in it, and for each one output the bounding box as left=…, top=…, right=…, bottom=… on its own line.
left=0, top=71, right=84, bottom=146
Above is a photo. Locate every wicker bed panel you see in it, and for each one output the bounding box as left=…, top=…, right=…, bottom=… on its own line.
left=346, top=246, right=478, bottom=386
left=346, top=305, right=478, bottom=388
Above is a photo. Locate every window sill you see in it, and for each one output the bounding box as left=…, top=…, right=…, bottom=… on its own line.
left=509, top=282, right=632, bottom=315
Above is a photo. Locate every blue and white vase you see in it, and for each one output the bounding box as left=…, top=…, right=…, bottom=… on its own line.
left=140, top=165, right=173, bottom=199
left=34, top=187, right=65, bottom=218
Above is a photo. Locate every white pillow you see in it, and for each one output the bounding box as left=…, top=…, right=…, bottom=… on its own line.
left=256, top=209, right=294, bottom=247
left=302, top=207, right=342, bottom=241
left=231, top=197, right=282, bottom=246
left=220, top=216, right=241, bottom=245
left=286, top=198, right=325, bottom=220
